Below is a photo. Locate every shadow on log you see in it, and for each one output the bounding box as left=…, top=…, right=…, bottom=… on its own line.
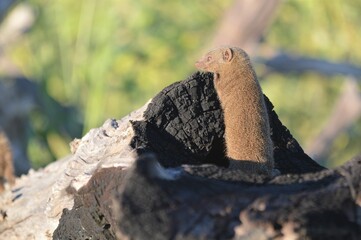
left=114, top=154, right=361, bottom=239
left=53, top=72, right=361, bottom=240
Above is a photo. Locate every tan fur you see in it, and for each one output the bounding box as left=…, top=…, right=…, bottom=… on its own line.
left=0, top=130, right=15, bottom=192
left=195, top=46, right=274, bottom=175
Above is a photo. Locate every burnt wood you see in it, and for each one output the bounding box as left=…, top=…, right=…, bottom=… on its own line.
left=52, top=72, right=361, bottom=240
left=131, top=72, right=323, bottom=174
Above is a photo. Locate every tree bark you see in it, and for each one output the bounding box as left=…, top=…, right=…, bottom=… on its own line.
left=2, top=72, right=360, bottom=240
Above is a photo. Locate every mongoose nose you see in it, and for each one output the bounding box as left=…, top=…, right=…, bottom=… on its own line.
left=195, top=61, right=202, bottom=69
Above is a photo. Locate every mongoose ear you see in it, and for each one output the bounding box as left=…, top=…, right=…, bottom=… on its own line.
left=223, top=48, right=233, bottom=62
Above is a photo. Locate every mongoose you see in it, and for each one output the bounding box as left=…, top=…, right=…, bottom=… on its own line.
left=0, top=130, right=15, bottom=192
left=195, top=46, right=274, bottom=176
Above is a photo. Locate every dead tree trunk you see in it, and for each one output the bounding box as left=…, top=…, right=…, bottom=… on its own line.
left=52, top=72, right=361, bottom=240
left=306, top=78, right=361, bottom=164
left=210, top=0, right=281, bottom=53
left=2, top=72, right=360, bottom=239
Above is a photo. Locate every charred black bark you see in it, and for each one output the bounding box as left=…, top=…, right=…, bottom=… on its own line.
left=131, top=72, right=323, bottom=174
left=114, top=154, right=361, bottom=240
left=54, top=153, right=361, bottom=239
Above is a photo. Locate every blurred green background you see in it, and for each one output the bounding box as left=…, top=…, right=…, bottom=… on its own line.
left=2, top=0, right=361, bottom=169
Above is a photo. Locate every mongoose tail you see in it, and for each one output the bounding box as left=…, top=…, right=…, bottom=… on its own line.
left=195, top=47, right=274, bottom=176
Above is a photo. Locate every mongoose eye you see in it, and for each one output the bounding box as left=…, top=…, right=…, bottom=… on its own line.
left=207, top=56, right=212, bottom=62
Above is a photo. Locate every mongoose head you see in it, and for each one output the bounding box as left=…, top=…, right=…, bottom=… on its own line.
left=195, top=46, right=251, bottom=79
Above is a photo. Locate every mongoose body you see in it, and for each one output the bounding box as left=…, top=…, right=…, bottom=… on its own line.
left=195, top=46, right=274, bottom=175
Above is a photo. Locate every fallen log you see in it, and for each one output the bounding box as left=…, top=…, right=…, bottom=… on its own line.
left=2, top=72, right=359, bottom=239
